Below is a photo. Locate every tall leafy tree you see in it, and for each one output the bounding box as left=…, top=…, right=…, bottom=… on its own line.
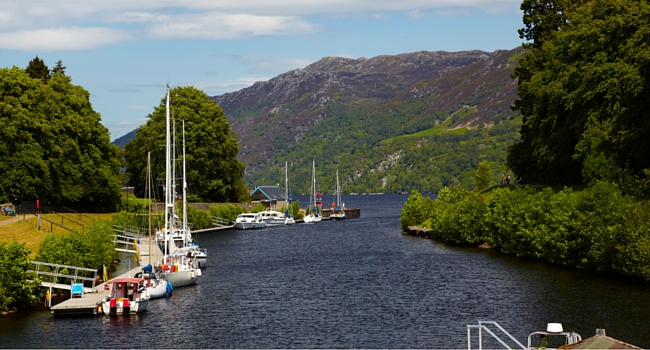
left=0, top=67, right=123, bottom=207
left=25, top=56, right=50, bottom=83
left=124, top=86, right=248, bottom=203
left=508, top=0, right=650, bottom=189
left=476, top=161, right=492, bottom=191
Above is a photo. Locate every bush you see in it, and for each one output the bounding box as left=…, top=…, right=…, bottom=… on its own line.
left=36, top=220, right=116, bottom=270
left=182, top=205, right=212, bottom=230
left=210, top=204, right=245, bottom=223
left=0, top=240, right=40, bottom=311
left=400, top=190, right=427, bottom=231
left=251, top=203, right=267, bottom=213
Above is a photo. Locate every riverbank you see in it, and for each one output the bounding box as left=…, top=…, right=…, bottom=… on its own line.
left=400, top=184, right=650, bottom=282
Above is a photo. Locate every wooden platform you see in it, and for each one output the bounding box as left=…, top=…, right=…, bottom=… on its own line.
left=50, top=237, right=163, bottom=317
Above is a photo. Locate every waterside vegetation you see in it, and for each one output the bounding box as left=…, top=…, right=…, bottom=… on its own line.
left=401, top=184, right=650, bottom=281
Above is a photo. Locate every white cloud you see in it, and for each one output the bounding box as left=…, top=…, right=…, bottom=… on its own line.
left=0, top=27, right=132, bottom=51
left=0, top=0, right=520, bottom=51
left=147, top=13, right=319, bottom=40
left=128, top=105, right=148, bottom=110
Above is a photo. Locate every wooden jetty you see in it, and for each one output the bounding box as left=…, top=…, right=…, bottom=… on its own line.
left=50, top=236, right=164, bottom=317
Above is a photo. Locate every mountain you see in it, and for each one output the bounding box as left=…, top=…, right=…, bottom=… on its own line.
left=212, top=47, right=524, bottom=194
left=112, top=129, right=137, bottom=149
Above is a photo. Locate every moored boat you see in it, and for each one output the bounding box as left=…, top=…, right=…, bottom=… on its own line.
left=234, top=212, right=267, bottom=229
left=101, top=278, right=150, bottom=315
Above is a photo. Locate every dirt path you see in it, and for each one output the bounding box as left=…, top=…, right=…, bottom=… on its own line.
left=0, top=214, right=35, bottom=227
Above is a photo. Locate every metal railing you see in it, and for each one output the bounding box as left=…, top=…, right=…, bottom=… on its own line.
left=467, top=321, right=527, bottom=350
left=212, top=216, right=231, bottom=227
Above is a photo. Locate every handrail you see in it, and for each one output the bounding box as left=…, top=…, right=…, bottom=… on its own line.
left=467, top=321, right=527, bottom=350
left=212, top=216, right=230, bottom=226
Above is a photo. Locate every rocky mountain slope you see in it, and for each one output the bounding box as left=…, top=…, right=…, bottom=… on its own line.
left=211, top=49, right=522, bottom=175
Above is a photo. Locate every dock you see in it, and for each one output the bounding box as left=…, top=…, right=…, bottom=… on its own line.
left=50, top=236, right=164, bottom=317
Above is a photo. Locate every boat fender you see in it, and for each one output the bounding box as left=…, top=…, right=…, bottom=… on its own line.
left=166, top=281, right=173, bottom=296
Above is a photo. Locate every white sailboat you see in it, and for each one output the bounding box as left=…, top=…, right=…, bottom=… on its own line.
left=284, top=161, right=295, bottom=225
left=304, top=158, right=321, bottom=223
left=160, top=84, right=201, bottom=288
left=330, top=170, right=346, bottom=220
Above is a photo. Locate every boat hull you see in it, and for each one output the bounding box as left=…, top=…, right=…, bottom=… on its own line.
left=163, top=269, right=199, bottom=288
left=102, top=298, right=149, bottom=315
left=234, top=222, right=267, bottom=230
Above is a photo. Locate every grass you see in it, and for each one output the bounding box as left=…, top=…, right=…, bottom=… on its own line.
left=0, top=213, right=117, bottom=257
left=0, top=221, right=52, bottom=258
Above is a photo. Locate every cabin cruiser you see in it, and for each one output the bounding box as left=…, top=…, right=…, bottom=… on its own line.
left=101, top=277, right=150, bottom=315
left=234, top=212, right=267, bottom=230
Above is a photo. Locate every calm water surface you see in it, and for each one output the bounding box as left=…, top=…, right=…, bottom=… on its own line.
left=1, top=194, right=650, bottom=348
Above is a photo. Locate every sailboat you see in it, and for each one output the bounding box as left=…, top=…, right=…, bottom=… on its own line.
left=177, top=120, right=207, bottom=268
left=139, top=151, right=170, bottom=299
left=159, top=84, right=201, bottom=288
left=303, top=159, right=322, bottom=223
left=284, top=161, right=295, bottom=225
left=330, top=170, right=346, bottom=220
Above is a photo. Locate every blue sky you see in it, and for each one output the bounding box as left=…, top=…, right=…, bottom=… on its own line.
left=0, top=0, right=524, bottom=141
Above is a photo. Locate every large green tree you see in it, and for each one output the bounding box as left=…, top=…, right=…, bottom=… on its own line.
left=508, top=0, right=650, bottom=189
left=0, top=240, right=40, bottom=311
left=125, top=86, right=248, bottom=203
left=0, top=66, right=123, bottom=208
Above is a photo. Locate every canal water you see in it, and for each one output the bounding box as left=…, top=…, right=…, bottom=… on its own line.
left=1, top=194, right=650, bottom=348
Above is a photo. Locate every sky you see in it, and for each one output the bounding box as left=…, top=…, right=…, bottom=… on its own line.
left=0, top=0, right=525, bottom=141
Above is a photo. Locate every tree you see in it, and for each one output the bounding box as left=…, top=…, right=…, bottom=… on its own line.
left=476, top=161, right=492, bottom=191
left=25, top=56, right=50, bottom=83
left=400, top=190, right=427, bottom=231
left=0, top=240, right=40, bottom=311
left=508, top=0, right=650, bottom=189
left=124, top=86, right=248, bottom=203
left=0, top=67, right=123, bottom=207
left=52, top=59, right=66, bottom=76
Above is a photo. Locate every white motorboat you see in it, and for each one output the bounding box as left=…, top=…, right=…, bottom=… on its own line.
left=234, top=212, right=267, bottom=229
left=260, top=210, right=289, bottom=226
left=101, top=277, right=150, bottom=315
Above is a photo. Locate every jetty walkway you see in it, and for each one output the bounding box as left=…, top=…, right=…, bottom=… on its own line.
left=49, top=236, right=164, bottom=317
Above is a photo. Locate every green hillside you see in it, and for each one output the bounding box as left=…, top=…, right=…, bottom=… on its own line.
left=246, top=97, right=521, bottom=195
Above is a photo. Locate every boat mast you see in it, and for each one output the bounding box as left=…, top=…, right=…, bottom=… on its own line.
left=147, top=151, right=152, bottom=266
left=164, top=84, right=171, bottom=259
left=285, top=161, right=289, bottom=215
left=182, top=120, right=188, bottom=245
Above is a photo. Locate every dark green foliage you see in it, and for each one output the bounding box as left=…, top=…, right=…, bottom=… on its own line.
left=182, top=205, right=212, bottom=230
left=401, top=183, right=650, bottom=281
left=118, top=196, right=152, bottom=213
left=251, top=203, right=267, bottom=213
left=36, top=220, right=117, bottom=270
left=400, top=190, right=428, bottom=232
left=124, top=86, right=248, bottom=203
left=427, top=187, right=487, bottom=244
left=0, top=66, right=123, bottom=208
left=52, top=60, right=66, bottom=76
left=0, top=240, right=40, bottom=311
left=25, top=56, right=50, bottom=83
left=510, top=0, right=650, bottom=191
left=210, top=203, right=245, bottom=223
left=476, top=161, right=492, bottom=191
left=290, top=200, right=304, bottom=220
